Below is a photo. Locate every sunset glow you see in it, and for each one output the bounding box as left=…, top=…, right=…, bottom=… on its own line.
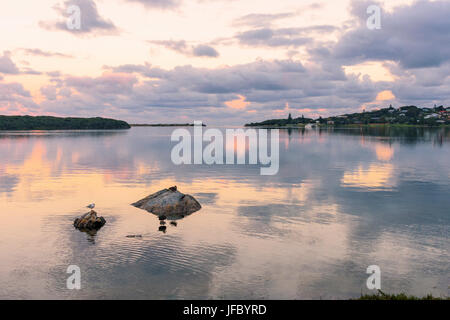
left=1, top=0, right=445, bottom=125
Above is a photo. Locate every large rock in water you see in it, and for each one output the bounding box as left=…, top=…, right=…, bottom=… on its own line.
left=131, top=186, right=201, bottom=218
left=74, top=210, right=106, bottom=230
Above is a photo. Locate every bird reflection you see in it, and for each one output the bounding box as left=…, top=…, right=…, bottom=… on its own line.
left=155, top=212, right=189, bottom=233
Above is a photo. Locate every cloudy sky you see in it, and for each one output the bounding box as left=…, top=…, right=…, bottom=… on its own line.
left=0, top=0, right=449, bottom=125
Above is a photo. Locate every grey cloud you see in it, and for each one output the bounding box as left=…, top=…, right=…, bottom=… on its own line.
left=233, top=12, right=295, bottom=28
left=123, top=0, right=181, bottom=9
left=236, top=26, right=336, bottom=48
left=41, top=85, right=59, bottom=101
left=232, top=4, right=324, bottom=28
left=0, top=52, right=47, bottom=76
left=237, top=28, right=311, bottom=47
left=332, top=0, right=450, bottom=69
left=0, top=82, right=31, bottom=98
left=20, top=48, right=73, bottom=58
left=192, top=45, right=219, bottom=57
left=159, top=60, right=309, bottom=94
left=43, top=59, right=383, bottom=125
left=46, top=71, right=62, bottom=78
left=65, top=73, right=138, bottom=95
left=0, top=51, right=49, bottom=80
left=0, top=52, right=20, bottom=74
left=295, top=0, right=450, bottom=112
left=20, top=68, right=42, bottom=75
left=0, top=81, right=39, bottom=113
left=40, top=0, right=118, bottom=36
left=150, top=40, right=220, bottom=58
left=105, top=63, right=170, bottom=78
left=150, top=40, right=188, bottom=54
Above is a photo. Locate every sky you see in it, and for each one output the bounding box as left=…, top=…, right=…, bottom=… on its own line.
left=0, top=0, right=449, bottom=125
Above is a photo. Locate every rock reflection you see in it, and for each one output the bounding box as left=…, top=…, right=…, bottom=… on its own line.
left=77, top=228, right=99, bottom=244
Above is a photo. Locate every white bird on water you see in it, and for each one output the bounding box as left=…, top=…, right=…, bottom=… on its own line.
left=86, top=203, right=95, bottom=210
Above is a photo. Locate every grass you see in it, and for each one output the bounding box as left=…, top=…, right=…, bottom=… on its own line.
left=356, top=290, right=449, bottom=300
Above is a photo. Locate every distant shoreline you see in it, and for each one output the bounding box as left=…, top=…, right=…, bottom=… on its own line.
left=0, top=115, right=131, bottom=131
left=245, top=123, right=449, bottom=128
left=131, top=123, right=206, bottom=127
left=245, top=124, right=306, bottom=128
left=245, top=105, right=450, bottom=128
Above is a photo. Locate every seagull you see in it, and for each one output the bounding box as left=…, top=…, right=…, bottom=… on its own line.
left=86, top=203, right=95, bottom=210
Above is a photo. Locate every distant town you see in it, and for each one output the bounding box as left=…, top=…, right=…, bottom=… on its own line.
left=245, top=105, right=450, bottom=127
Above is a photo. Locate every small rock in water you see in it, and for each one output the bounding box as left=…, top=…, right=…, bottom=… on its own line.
left=170, top=221, right=177, bottom=227
left=131, top=186, right=201, bottom=218
left=74, top=210, right=106, bottom=231
left=159, top=226, right=167, bottom=233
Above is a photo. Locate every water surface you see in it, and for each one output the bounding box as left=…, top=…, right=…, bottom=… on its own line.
left=0, top=127, right=448, bottom=299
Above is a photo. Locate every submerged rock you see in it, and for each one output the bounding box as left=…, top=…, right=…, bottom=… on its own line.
left=74, top=210, right=106, bottom=230
left=131, top=186, right=201, bottom=219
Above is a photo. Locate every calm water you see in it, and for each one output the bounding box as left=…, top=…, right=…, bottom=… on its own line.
left=0, top=127, right=449, bottom=299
